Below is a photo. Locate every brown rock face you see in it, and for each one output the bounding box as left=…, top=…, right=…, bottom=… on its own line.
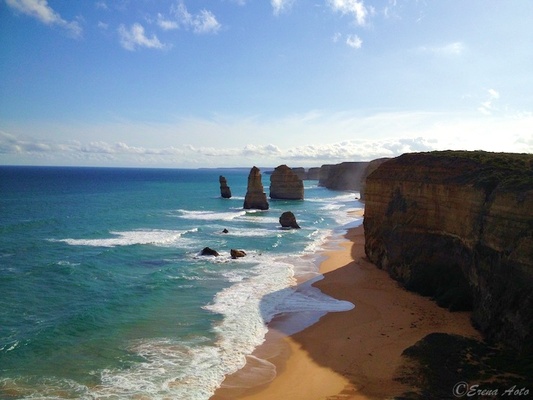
left=307, top=167, right=321, bottom=180
left=219, top=175, right=232, bottom=199
left=230, top=249, right=247, bottom=259
left=363, top=151, right=533, bottom=354
left=318, top=162, right=370, bottom=191
left=243, top=166, right=269, bottom=210
left=279, top=211, right=301, bottom=229
left=269, top=165, right=304, bottom=200
left=360, top=158, right=390, bottom=201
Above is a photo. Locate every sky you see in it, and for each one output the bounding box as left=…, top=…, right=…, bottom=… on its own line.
left=1, top=0, right=532, bottom=168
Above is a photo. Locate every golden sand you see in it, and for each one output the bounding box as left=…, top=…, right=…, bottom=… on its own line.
left=212, top=225, right=480, bottom=400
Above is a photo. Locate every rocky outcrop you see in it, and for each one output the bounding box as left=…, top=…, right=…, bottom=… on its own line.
left=363, top=151, right=533, bottom=353
left=307, top=167, right=321, bottom=180
left=231, top=249, right=247, bottom=259
left=201, top=247, right=219, bottom=257
left=318, top=162, right=370, bottom=191
left=360, top=158, right=390, bottom=201
left=219, top=175, right=232, bottom=198
left=279, top=211, right=300, bottom=229
left=318, top=164, right=333, bottom=186
left=243, top=166, right=269, bottom=210
left=291, top=167, right=307, bottom=180
left=269, top=165, right=304, bottom=200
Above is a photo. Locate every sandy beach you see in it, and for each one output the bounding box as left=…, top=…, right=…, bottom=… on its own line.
left=212, top=224, right=481, bottom=400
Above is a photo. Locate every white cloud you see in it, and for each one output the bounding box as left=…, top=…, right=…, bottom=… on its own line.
left=327, top=0, right=369, bottom=26
left=271, top=0, right=295, bottom=16
left=118, top=23, right=166, bottom=51
left=478, top=88, right=500, bottom=115
left=157, top=13, right=179, bottom=31
left=418, top=41, right=466, bottom=56
left=346, top=34, right=362, bottom=49
left=5, top=0, right=82, bottom=37
left=171, top=1, right=221, bottom=34
left=95, top=1, right=108, bottom=10
left=3, top=109, right=532, bottom=167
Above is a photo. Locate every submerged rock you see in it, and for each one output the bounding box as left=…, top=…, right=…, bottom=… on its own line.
left=279, top=211, right=300, bottom=229
left=243, top=166, right=269, bottom=210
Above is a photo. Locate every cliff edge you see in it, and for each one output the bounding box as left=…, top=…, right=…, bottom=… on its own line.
left=363, top=151, right=533, bottom=354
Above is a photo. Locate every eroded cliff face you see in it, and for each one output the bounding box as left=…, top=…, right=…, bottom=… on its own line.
left=269, top=165, right=304, bottom=200
left=243, top=166, right=269, bottom=210
left=318, top=162, right=370, bottom=191
left=363, top=151, right=533, bottom=353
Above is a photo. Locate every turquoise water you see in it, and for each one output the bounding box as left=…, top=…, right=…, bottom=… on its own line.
left=0, top=166, right=361, bottom=399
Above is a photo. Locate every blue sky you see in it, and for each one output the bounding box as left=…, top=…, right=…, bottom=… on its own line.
left=1, top=0, right=532, bottom=167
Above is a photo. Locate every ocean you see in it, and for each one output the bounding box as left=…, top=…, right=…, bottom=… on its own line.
left=0, top=166, right=362, bottom=400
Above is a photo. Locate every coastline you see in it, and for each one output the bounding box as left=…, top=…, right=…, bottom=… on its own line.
left=212, top=224, right=481, bottom=400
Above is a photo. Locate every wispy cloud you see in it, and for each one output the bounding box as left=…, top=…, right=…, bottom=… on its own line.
left=271, top=0, right=295, bottom=16
left=327, top=0, right=369, bottom=26
left=478, top=88, right=500, bottom=115
left=5, top=0, right=82, bottom=37
left=346, top=34, right=362, bottom=49
left=171, top=1, right=221, bottom=34
left=3, top=109, right=532, bottom=167
left=418, top=41, right=466, bottom=56
left=118, top=23, right=166, bottom=51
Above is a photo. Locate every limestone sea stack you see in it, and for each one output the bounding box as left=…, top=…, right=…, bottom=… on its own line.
left=219, top=175, right=232, bottom=198
left=269, top=164, right=304, bottom=200
left=243, top=166, right=269, bottom=210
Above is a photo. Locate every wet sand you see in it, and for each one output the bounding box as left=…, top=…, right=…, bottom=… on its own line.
left=212, top=224, right=480, bottom=400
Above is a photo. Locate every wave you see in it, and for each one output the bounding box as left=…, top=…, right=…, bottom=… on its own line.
left=50, top=229, right=197, bottom=248
left=176, top=209, right=247, bottom=221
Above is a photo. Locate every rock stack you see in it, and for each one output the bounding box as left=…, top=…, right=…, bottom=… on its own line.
left=269, top=165, right=304, bottom=200
left=243, top=166, right=269, bottom=210
left=219, top=175, right=232, bottom=198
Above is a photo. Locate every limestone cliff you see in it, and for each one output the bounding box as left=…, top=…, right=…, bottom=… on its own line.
left=359, top=158, right=390, bottom=201
left=269, top=165, right=304, bottom=200
left=219, top=175, right=231, bottom=199
left=243, top=166, right=269, bottom=210
left=318, top=162, right=370, bottom=191
left=363, top=151, right=533, bottom=353
left=307, top=167, right=321, bottom=180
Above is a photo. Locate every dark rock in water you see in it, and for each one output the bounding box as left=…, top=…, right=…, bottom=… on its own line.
left=279, top=211, right=300, bottom=229
left=219, top=175, right=232, bottom=199
left=222, top=228, right=229, bottom=234
left=201, top=247, right=220, bottom=257
left=269, top=164, right=304, bottom=200
left=243, top=166, right=269, bottom=210
left=231, top=249, right=247, bottom=259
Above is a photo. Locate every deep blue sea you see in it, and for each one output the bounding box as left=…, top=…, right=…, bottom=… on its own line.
left=0, top=166, right=362, bottom=399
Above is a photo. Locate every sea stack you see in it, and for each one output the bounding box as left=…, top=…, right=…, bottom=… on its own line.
left=219, top=175, right=232, bottom=199
left=243, top=166, right=269, bottom=210
left=269, top=164, right=304, bottom=200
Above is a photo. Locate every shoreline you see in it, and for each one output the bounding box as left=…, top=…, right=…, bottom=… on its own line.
left=212, top=224, right=481, bottom=400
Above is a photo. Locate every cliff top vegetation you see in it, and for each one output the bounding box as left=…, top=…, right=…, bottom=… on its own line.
left=372, top=150, right=533, bottom=193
